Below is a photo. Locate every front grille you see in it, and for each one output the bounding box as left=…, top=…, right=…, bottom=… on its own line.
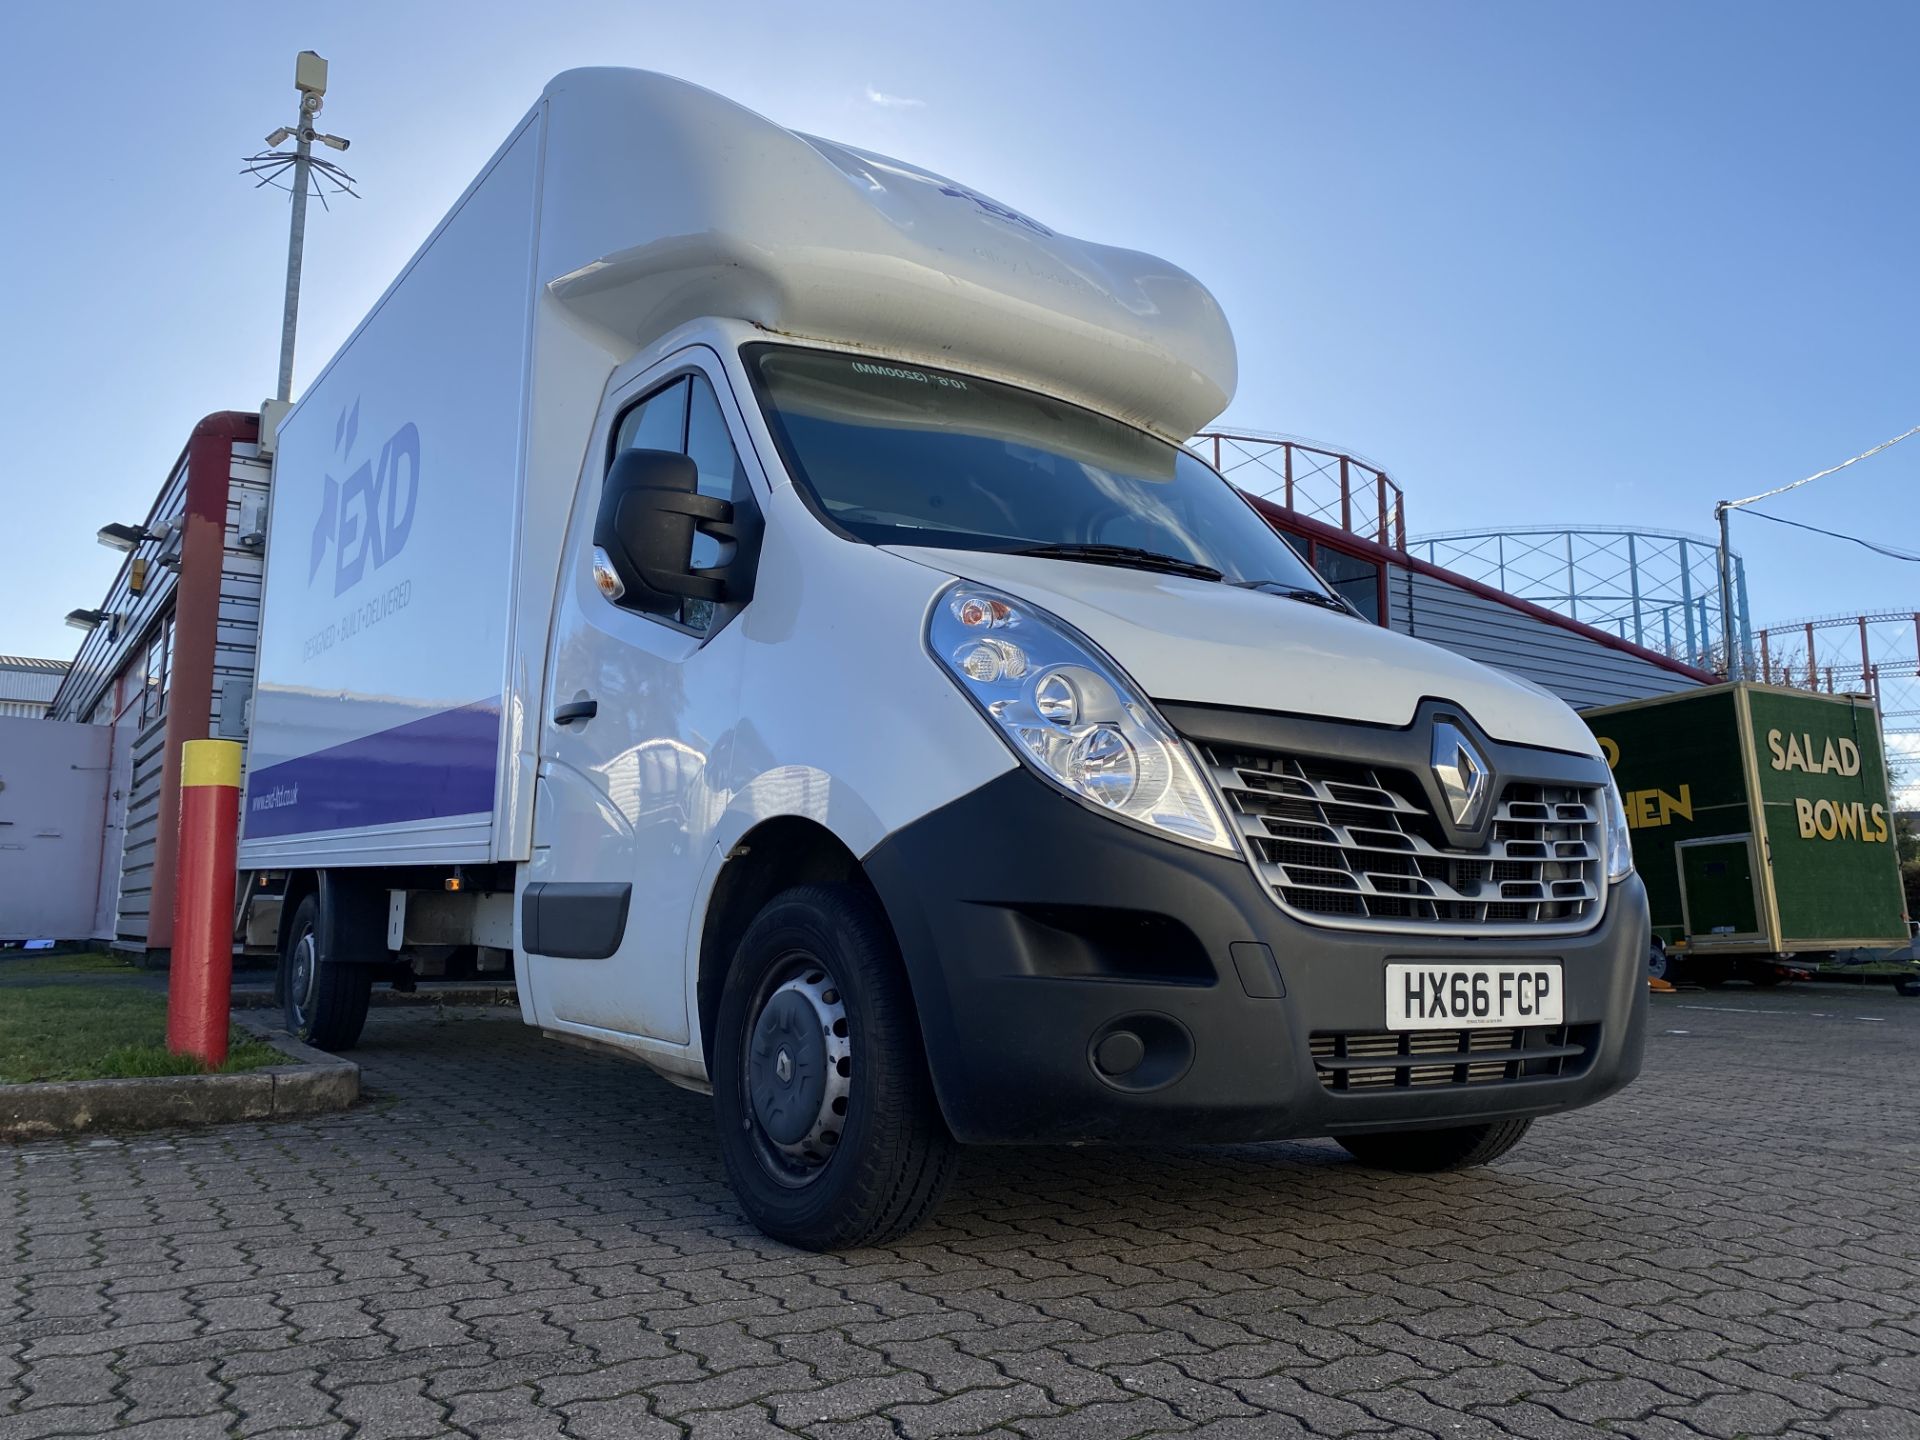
left=1204, top=745, right=1603, bottom=934
left=1310, top=1024, right=1593, bottom=1091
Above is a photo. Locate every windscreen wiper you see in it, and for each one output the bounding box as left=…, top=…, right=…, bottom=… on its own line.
left=1229, top=579, right=1358, bottom=615
left=1012, top=542, right=1224, bottom=582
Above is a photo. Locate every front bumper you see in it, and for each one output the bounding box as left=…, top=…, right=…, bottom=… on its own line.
left=864, top=768, right=1647, bottom=1145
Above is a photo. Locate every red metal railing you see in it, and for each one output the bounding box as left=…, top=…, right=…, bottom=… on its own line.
left=1753, top=611, right=1920, bottom=725
left=1192, top=431, right=1407, bottom=550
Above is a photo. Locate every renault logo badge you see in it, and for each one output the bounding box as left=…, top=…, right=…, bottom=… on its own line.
left=1431, top=721, right=1490, bottom=828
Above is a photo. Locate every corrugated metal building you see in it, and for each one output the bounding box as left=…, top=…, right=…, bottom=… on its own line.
left=45, top=412, right=269, bottom=954
left=1247, top=498, right=1712, bottom=707
left=0, top=657, right=68, bottom=719
left=1195, top=430, right=1713, bottom=706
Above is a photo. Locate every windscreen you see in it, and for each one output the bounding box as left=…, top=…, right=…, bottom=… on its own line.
left=745, top=345, right=1329, bottom=592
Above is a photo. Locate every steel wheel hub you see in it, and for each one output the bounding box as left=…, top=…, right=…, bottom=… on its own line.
left=745, top=964, right=851, bottom=1178
left=290, top=931, right=318, bottom=1025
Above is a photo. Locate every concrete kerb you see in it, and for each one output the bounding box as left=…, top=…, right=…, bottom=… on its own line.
left=0, top=1012, right=358, bottom=1142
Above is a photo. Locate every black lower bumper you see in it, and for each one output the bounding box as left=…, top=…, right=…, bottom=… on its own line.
left=864, top=768, right=1647, bottom=1145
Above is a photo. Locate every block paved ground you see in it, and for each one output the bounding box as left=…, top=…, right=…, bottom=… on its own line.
left=4, top=985, right=1918, bottom=1439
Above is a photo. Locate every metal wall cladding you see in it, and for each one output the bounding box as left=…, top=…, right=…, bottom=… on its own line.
left=1390, top=567, right=1700, bottom=711
left=45, top=435, right=269, bottom=946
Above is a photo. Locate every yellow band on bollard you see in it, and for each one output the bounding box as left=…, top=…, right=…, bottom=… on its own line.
left=180, top=739, right=243, bottom=789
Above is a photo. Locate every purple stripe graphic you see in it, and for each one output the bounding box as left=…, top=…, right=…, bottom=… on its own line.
left=243, top=699, right=501, bottom=839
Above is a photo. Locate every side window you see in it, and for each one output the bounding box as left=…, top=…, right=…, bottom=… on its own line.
left=140, top=613, right=173, bottom=727
left=681, top=376, right=754, bottom=633
left=614, top=377, right=688, bottom=455
left=1312, top=548, right=1383, bottom=625
left=606, top=370, right=756, bottom=636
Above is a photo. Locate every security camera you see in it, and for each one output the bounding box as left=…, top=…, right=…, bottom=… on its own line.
left=318, top=133, right=351, bottom=152
left=265, top=127, right=293, bottom=146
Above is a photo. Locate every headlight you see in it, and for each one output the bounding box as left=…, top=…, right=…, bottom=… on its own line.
left=1603, top=775, right=1634, bottom=882
left=929, top=584, right=1236, bottom=853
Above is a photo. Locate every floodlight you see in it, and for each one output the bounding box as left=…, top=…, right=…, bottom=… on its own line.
left=96, top=522, right=149, bottom=552
left=294, top=51, right=328, bottom=96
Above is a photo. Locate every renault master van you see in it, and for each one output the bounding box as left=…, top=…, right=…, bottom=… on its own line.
left=238, top=69, right=1648, bottom=1248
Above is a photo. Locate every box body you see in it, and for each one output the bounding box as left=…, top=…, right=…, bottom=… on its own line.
left=239, top=117, right=541, bottom=867
left=238, top=68, right=1240, bottom=872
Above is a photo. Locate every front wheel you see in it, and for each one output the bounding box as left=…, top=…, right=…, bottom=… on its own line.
left=1337, top=1118, right=1533, bottom=1172
left=712, top=883, right=957, bottom=1250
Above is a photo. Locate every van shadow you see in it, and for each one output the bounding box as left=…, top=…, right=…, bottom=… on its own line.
left=349, top=1009, right=1639, bottom=1264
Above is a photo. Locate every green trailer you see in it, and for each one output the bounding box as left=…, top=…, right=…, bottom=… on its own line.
left=1583, top=683, right=1908, bottom=983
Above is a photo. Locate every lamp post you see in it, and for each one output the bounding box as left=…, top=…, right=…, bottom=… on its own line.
left=272, top=53, right=354, bottom=403
left=274, top=58, right=321, bottom=404
left=244, top=52, right=355, bottom=414
left=1713, top=422, right=1919, bottom=684
left=1715, top=500, right=1739, bottom=680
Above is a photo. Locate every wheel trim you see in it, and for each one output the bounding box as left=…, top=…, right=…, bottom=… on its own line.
left=289, top=931, right=319, bottom=1030
left=740, top=953, right=852, bottom=1188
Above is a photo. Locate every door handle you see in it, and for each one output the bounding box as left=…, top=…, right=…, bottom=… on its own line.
left=553, top=697, right=598, bottom=725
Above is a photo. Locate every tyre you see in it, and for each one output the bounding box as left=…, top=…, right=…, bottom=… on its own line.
left=712, top=883, right=957, bottom=1250
left=1647, top=940, right=1670, bottom=982
left=1337, top=1118, right=1533, bottom=1172
left=281, top=893, right=373, bottom=1051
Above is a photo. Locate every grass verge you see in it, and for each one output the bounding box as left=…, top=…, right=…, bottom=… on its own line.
left=0, top=950, right=142, bottom=980
left=1, top=984, right=281, bottom=1084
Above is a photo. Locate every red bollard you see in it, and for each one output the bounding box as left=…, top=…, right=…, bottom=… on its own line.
left=168, top=740, right=242, bottom=1067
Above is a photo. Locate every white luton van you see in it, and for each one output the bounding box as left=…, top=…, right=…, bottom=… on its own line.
left=240, top=69, right=1647, bottom=1248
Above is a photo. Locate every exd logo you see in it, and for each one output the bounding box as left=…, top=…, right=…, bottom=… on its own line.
left=937, top=182, right=1054, bottom=237
left=308, top=399, right=421, bottom=597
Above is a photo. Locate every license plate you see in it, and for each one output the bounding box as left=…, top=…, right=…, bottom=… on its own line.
left=1386, top=963, right=1563, bottom=1031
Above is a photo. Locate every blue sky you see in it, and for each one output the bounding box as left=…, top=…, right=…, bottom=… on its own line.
left=1, top=0, right=1915, bottom=665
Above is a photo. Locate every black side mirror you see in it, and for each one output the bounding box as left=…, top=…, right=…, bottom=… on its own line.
left=593, top=449, right=757, bottom=615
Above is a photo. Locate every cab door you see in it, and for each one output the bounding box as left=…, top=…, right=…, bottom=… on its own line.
left=524, top=351, right=763, bottom=1043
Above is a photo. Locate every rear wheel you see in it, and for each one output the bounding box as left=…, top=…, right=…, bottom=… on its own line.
left=1337, top=1118, right=1533, bottom=1172
left=712, top=883, right=957, bottom=1250
left=281, top=894, right=373, bottom=1051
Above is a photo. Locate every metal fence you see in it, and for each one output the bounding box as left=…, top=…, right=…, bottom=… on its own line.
left=1753, top=611, right=1920, bottom=736
left=1406, top=526, right=1750, bottom=673
left=1190, top=431, right=1407, bottom=549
